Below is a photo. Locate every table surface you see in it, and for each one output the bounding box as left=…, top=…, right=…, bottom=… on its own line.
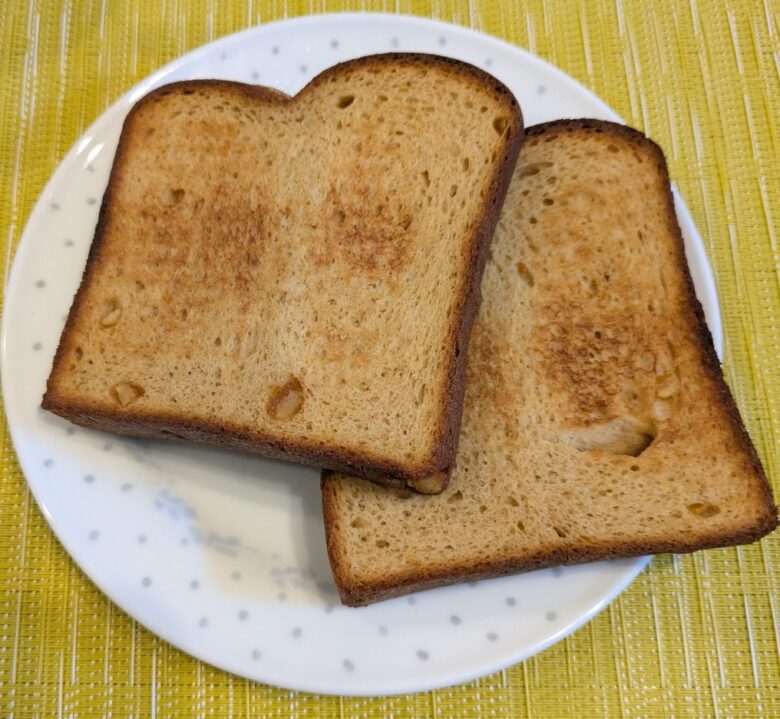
left=1, top=1, right=778, bottom=717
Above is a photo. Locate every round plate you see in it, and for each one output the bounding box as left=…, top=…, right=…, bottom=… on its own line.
left=1, top=13, right=722, bottom=696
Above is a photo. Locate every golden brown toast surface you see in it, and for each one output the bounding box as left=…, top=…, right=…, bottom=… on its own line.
left=42, top=54, right=523, bottom=488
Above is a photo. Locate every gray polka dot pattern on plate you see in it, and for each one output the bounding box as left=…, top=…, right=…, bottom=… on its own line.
left=391, top=37, right=399, bottom=47
left=251, top=649, right=261, bottom=660
left=64, top=238, right=74, bottom=247
left=137, top=534, right=147, bottom=544
left=86, top=197, right=97, bottom=205
left=50, top=202, right=59, bottom=210
left=35, top=280, right=45, bottom=288
left=142, top=577, right=152, bottom=587
left=251, top=71, right=259, bottom=80
left=378, top=625, right=388, bottom=636
left=83, top=474, right=94, bottom=483
left=121, top=482, right=133, bottom=492
left=88, top=530, right=99, bottom=541
left=343, top=659, right=355, bottom=672
left=238, top=610, right=248, bottom=621
left=330, top=39, right=338, bottom=48
left=487, top=631, right=498, bottom=642
left=450, top=615, right=461, bottom=625
left=33, top=341, right=42, bottom=350
left=199, top=617, right=209, bottom=627
left=231, top=570, right=241, bottom=580
left=552, top=566, right=563, bottom=577
left=190, top=580, right=200, bottom=590
left=292, top=627, right=302, bottom=638
left=417, top=650, right=429, bottom=661
left=546, top=610, right=558, bottom=621
left=506, top=597, right=517, bottom=606
left=43, top=458, right=53, bottom=468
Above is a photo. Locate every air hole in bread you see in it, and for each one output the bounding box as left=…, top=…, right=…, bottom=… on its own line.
left=214, top=337, right=222, bottom=346
left=447, top=490, right=463, bottom=503
left=542, top=197, right=554, bottom=206
left=421, top=170, right=430, bottom=187
left=350, top=517, right=366, bottom=529
left=556, top=417, right=656, bottom=457
left=165, top=188, right=185, bottom=205
left=450, top=185, right=458, bottom=197
left=337, top=95, right=355, bottom=108
left=516, top=261, right=534, bottom=286
left=75, top=347, right=83, bottom=360
left=100, top=300, right=121, bottom=328
left=607, top=144, right=619, bottom=153
left=493, top=116, right=507, bottom=134
left=529, top=216, right=538, bottom=224
left=687, top=502, right=720, bottom=518
left=111, top=381, right=145, bottom=407
left=553, top=526, right=567, bottom=538
left=507, top=496, right=519, bottom=507
left=462, top=157, right=470, bottom=171
left=267, top=377, right=304, bottom=420
left=375, top=539, right=389, bottom=548
left=517, top=520, right=525, bottom=531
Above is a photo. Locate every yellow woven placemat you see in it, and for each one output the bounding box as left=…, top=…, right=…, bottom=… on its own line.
left=1, top=1, right=778, bottom=716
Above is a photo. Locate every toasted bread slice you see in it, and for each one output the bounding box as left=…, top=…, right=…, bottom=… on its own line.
left=42, top=55, right=523, bottom=489
left=322, top=119, right=778, bottom=605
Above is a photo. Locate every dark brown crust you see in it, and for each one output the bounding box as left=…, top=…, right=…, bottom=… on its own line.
left=327, top=523, right=778, bottom=607
left=41, top=55, right=524, bottom=491
left=322, top=119, right=778, bottom=605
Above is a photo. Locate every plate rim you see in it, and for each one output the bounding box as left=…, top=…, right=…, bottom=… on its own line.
left=0, top=12, right=720, bottom=696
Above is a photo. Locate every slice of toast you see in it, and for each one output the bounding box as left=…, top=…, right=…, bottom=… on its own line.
left=322, top=119, right=778, bottom=605
left=42, top=54, right=523, bottom=490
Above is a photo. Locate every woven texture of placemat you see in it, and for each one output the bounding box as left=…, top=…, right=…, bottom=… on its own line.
left=1, top=1, right=778, bottom=716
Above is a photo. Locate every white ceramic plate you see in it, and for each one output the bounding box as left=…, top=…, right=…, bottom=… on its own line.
left=1, top=14, right=722, bottom=696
